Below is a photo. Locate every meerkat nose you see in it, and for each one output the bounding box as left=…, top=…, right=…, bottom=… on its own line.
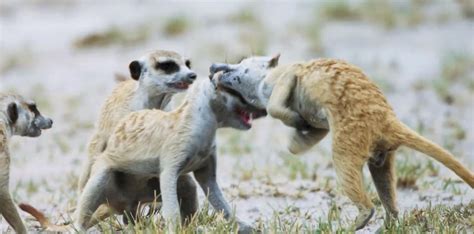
left=188, top=72, right=197, bottom=80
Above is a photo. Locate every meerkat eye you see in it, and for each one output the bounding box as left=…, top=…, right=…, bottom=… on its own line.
left=28, top=104, right=40, bottom=115
left=156, top=61, right=179, bottom=74
left=185, top=60, right=191, bottom=69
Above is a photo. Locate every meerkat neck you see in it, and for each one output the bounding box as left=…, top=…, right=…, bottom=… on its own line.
left=184, top=80, right=219, bottom=130
left=257, top=80, right=272, bottom=107
left=132, top=83, right=172, bottom=111
left=258, top=64, right=291, bottom=107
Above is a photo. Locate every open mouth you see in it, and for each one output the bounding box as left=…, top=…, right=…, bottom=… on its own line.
left=168, top=81, right=192, bottom=90
left=235, top=107, right=267, bottom=128
left=216, top=83, right=267, bottom=128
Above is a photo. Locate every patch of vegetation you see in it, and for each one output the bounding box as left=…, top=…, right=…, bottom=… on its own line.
left=359, top=0, right=397, bottom=29
left=229, top=8, right=258, bottom=25
left=162, top=15, right=190, bottom=37
left=458, top=0, right=474, bottom=19
left=433, top=51, right=474, bottom=104
left=0, top=49, right=34, bottom=74
left=383, top=202, right=474, bottom=233
left=74, top=25, right=150, bottom=49
left=279, top=152, right=311, bottom=180
left=318, top=0, right=428, bottom=29
left=395, top=150, right=438, bottom=189
left=320, top=0, right=360, bottom=21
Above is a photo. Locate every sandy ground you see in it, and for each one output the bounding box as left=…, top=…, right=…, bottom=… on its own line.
left=0, top=0, right=473, bottom=233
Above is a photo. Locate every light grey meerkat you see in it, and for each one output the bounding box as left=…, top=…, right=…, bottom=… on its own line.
left=0, top=93, right=53, bottom=234
left=75, top=50, right=199, bottom=224
left=210, top=55, right=474, bottom=230
left=22, top=76, right=266, bottom=233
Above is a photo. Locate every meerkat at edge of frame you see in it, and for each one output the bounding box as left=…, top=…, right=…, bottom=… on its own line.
left=0, top=93, right=53, bottom=234
left=210, top=55, right=474, bottom=230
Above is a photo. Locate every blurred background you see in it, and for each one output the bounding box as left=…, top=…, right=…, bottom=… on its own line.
left=1, top=0, right=473, bottom=232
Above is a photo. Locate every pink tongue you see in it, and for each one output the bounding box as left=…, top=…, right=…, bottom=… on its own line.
left=241, top=112, right=251, bottom=124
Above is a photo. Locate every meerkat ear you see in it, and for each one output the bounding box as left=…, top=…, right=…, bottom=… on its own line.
left=268, top=53, right=280, bottom=68
left=129, top=60, right=142, bottom=80
left=7, top=102, right=18, bottom=124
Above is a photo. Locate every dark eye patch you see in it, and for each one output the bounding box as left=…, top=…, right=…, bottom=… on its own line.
left=28, top=104, right=40, bottom=115
left=155, top=61, right=179, bottom=74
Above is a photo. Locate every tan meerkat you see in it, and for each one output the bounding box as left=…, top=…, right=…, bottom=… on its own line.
left=74, top=50, right=199, bottom=225
left=22, top=77, right=266, bottom=233
left=0, top=93, right=53, bottom=233
left=78, top=50, right=197, bottom=191
left=210, top=55, right=474, bottom=230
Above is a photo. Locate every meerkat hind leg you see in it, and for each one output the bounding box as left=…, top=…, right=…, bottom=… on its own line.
left=332, top=146, right=375, bottom=230
left=368, top=151, right=398, bottom=228
left=177, top=174, right=199, bottom=224
left=289, top=128, right=329, bottom=154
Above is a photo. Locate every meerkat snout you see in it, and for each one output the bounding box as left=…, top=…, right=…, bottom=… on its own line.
left=187, top=72, right=197, bottom=80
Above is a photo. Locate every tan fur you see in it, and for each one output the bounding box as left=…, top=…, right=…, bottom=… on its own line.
left=264, top=59, right=474, bottom=229
left=75, top=50, right=197, bottom=229
left=79, top=50, right=194, bottom=190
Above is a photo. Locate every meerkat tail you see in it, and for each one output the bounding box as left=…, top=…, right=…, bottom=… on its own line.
left=395, top=123, right=474, bottom=187
left=19, top=203, right=54, bottom=228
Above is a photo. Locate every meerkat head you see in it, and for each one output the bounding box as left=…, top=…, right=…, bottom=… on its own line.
left=209, top=54, right=280, bottom=109
left=129, top=50, right=197, bottom=92
left=0, top=94, right=53, bottom=137
left=209, top=75, right=267, bottom=130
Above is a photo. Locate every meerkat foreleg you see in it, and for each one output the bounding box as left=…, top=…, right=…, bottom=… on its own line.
left=194, top=154, right=252, bottom=234
left=0, top=190, right=27, bottom=234
left=0, top=152, right=27, bottom=234
left=368, top=151, right=399, bottom=227
left=267, top=72, right=309, bottom=131
left=289, top=128, right=329, bottom=154
left=159, top=167, right=181, bottom=227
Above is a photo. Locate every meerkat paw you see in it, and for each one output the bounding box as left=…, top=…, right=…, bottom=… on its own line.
left=288, top=130, right=312, bottom=154
left=354, top=208, right=374, bottom=230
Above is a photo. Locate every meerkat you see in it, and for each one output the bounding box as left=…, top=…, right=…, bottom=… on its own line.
left=74, top=50, right=199, bottom=225
left=210, top=56, right=474, bottom=230
left=78, top=49, right=197, bottom=191
left=0, top=93, right=53, bottom=233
